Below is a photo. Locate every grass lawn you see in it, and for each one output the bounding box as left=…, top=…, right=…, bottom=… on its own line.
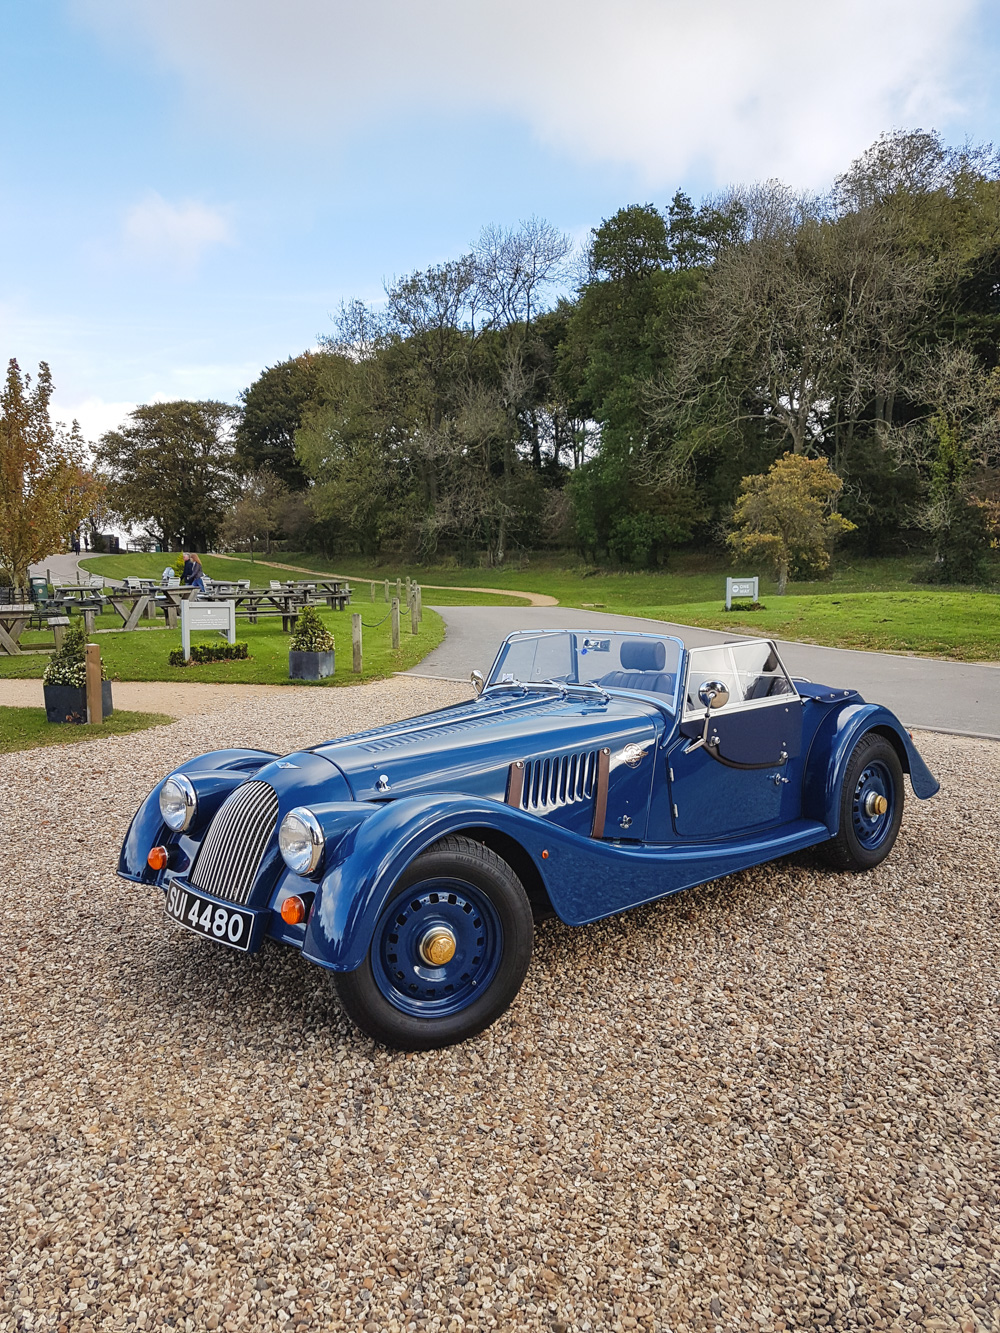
left=0, top=602, right=445, bottom=686
left=73, top=550, right=1000, bottom=662
left=77, top=554, right=524, bottom=606
left=0, top=706, right=174, bottom=753
left=620, top=591, right=1000, bottom=661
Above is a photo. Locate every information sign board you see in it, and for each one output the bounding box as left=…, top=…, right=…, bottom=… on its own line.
left=181, top=600, right=236, bottom=660
left=725, top=576, right=759, bottom=611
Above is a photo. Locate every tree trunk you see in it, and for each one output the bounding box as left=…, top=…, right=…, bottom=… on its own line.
left=776, top=557, right=788, bottom=595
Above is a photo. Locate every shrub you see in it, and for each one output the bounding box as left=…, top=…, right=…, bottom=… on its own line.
left=289, top=604, right=335, bottom=652
left=43, top=622, right=107, bottom=687
left=169, top=641, right=250, bottom=666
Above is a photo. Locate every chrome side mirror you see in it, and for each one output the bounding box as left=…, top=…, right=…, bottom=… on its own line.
left=685, top=681, right=731, bottom=754
left=471, top=669, right=485, bottom=696
left=698, top=680, right=730, bottom=710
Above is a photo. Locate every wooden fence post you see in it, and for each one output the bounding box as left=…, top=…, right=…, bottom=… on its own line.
left=405, top=576, right=411, bottom=603
left=391, top=598, right=400, bottom=649
left=352, top=613, right=362, bottom=673
left=369, top=580, right=375, bottom=602
left=384, top=579, right=389, bottom=603
left=85, top=643, right=103, bottom=725
left=410, top=594, right=418, bottom=635
left=416, top=584, right=422, bottom=622
left=395, top=577, right=401, bottom=601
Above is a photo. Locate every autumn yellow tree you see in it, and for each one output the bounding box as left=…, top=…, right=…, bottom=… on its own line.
left=0, top=360, right=101, bottom=588
left=728, top=452, right=855, bottom=594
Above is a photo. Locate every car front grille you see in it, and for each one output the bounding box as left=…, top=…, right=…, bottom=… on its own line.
left=189, top=780, right=278, bottom=905
left=521, top=750, right=599, bottom=811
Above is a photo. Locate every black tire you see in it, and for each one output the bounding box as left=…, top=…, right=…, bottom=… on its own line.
left=821, top=731, right=905, bottom=872
left=332, top=834, right=533, bottom=1050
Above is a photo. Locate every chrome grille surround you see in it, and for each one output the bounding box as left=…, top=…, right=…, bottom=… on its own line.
left=521, top=750, right=599, bottom=812
left=189, top=780, right=278, bottom=905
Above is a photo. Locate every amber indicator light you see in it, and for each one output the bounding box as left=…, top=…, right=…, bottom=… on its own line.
left=147, top=846, right=168, bottom=871
left=281, top=895, right=307, bottom=926
left=541, top=849, right=549, bottom=859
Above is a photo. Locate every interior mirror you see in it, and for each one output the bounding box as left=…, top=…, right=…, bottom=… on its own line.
left=471, top=669, right=485, bottom=696
left=698, top=680, right=730, bottom=710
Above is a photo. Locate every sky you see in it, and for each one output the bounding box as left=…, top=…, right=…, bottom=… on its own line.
left=3, top=0, right=1000, bottom=442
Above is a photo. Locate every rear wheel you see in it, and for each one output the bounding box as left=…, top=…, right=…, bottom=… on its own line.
left=822, top=732, right=904, bottom=871
left=333, top=835, right=533, bottom=1050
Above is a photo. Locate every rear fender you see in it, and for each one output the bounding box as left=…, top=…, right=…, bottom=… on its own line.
left=802, top=705, right=939, bottom=834
left=118, top=748, right=279, bottom=881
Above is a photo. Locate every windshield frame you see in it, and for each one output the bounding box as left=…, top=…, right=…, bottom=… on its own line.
left=484, top=630, right=685, bottom=715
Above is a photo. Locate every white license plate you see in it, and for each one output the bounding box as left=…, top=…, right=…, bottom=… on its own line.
left=164, top=882, right=255, bottom=952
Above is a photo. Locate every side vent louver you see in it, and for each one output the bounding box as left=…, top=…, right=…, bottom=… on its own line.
left=519, top=750, right=599, bottom=811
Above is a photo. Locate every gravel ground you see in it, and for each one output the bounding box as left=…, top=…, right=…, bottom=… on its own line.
left=1, top=677, right=998, bottom=1333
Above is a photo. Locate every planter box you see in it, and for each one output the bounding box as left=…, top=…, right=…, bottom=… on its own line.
left=289, top=649, right=335, bottom=681
left=43, top=681, right=114, bottom=724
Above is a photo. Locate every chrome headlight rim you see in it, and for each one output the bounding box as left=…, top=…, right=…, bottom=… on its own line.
left=278, top=807, right=325, bottom=876
left=159, top=773, right=197, bottom=832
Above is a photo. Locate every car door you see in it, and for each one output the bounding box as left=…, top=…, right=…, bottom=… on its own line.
left=665, top=642, right=804, bottom=840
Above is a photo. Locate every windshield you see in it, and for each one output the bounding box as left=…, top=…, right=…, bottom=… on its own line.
left=487, top=631, right=682, bottom=713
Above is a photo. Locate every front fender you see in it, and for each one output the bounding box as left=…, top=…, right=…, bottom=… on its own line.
left=118, top=748, right=279, bottom=881
left=802, top=704, right=939, bottom=834
left=303, top=794, right=554, bottom=972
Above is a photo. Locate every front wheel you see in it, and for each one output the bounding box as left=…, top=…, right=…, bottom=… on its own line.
left=332, top=835, right=533, bottom=1050
left=821, top=731, right=904, bottom=872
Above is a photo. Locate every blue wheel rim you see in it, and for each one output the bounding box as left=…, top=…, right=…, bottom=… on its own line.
left=851, top=760, right=896, bottom=850
left=372, top=877, right=503, bottom=1018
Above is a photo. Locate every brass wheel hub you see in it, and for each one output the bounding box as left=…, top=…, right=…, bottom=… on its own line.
left=864, top=791, right=889, bottom=817
left=418, top=926, right=457, bottom=967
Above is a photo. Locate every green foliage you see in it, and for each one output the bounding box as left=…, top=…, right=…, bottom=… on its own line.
left=0, top=706, right=172, bottom=754
left=169, top=641, right=250, bottom=666
left=42, top=621, right=107, bottom=687
left=0, top=359, right=101, bottom=588
left=236, top=352, right=346, bottom=489
left=289, top=603, right=335, bottom=652
left=728, top=453, right=856, bottom=594
left=97, top=400, right=237, bottom=551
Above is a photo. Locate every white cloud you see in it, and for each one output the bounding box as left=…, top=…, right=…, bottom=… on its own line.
left=122, top=191, right=232, bottom=272
left=50, top=397, right=137, bottom=443
left=76, top=0, right=981, bottom=188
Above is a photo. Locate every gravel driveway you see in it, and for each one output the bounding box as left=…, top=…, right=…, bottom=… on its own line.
left=2, top=677, right=998, bottom=1333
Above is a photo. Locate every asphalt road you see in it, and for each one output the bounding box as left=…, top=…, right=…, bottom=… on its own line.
left=408, top=604, right=1000, bottom=739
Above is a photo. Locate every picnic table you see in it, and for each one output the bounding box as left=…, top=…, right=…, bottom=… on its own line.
left=0, top=604, right=35, bottom=655
left=269, top=578, right=351, bottom=610
left=155, top=584, right=199, bottom=629
left=200, top=588, right=304, bottom=632
left=0, top=605, right=72, bottom=655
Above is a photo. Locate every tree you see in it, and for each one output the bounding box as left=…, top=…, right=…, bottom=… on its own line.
left=0, top=359, right=101, bottom=587
left=97, top=401, right=237, bottom=551
left=219, top=469, right=290, bottom=558
left=727, top=453, right=855, bottom=594
left=236, top=353, right=343, bottom=489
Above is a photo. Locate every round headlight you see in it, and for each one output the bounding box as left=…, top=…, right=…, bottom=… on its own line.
left=278, top=808, right=325, bottom=876
left=159, top=774, right=197, bottom=832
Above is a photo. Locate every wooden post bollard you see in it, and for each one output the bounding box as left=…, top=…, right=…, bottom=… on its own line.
left=410, top=595, right=418, bottom=635
left=395, top=578, right=401, bottom=603
left=369, top=581, right=375, bottom=602
left=352, top=613, right=362, bottom=673
left=416, top=584, right=422, bottom=622
left=383, top=579, right=389, bottom=603
left=405, top=576, right=411, bottom=602
left=85, top=643, right=103, bottom=725
left=391, top=598, right=400, bottom=649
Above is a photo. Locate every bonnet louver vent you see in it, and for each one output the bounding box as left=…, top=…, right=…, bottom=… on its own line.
left=520, top=751, right=599, bottom=811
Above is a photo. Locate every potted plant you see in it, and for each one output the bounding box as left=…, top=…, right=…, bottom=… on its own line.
left=42, top=622, right=113, bottom=723
left=288, top=604, right=335, bottom=681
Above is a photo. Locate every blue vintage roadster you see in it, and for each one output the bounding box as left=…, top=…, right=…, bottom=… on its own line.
left=119, top=631, right=938, bottom=1049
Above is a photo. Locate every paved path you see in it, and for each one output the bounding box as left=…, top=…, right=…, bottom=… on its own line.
left=408, top=604, right=1000, bottom=739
